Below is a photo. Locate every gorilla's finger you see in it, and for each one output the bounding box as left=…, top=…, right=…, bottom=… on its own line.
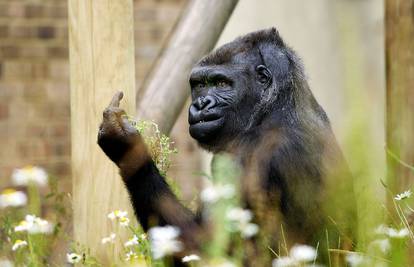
left=121, top=116, right=138, bottom=135
left=102, top=106, right=125, bottom=120
left=109, top=91, right=124, bottom=108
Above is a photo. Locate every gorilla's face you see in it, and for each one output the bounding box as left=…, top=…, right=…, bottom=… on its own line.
left=187, top=29, right=295, bottom=151
left=188, top=54, right=272, bottom=151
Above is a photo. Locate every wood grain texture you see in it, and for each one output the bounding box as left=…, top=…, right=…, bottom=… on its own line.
left=385, top=0, right=414, bottom=193
left=68, top=0, right=136, bottom=263
left=136, top=0, right=239, bottom=134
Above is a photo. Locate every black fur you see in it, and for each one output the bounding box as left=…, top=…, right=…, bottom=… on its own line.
left=98, top=28, right=356, bottom=266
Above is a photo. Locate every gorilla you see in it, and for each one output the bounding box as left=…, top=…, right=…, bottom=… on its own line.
left=98, top=28, right=356, bottom=266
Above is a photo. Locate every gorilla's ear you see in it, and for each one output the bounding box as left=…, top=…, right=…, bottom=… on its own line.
left=255, top=65, right=272, bottom=87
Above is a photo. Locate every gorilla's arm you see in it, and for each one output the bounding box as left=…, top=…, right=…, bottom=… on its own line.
left=124, top=161, right=196, bottom=228
left=97, top=92, right=201, bottom=248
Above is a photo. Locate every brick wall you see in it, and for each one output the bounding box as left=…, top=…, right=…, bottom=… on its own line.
left=0, top=1, right=70, bottom=184
left=0, top=0, right=198, bottom=194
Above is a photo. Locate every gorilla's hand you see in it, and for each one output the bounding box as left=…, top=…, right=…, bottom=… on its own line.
left=97, top=91, right=147, bottom=170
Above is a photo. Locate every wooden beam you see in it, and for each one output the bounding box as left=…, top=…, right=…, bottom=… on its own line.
left=385, top=0, right=414, bottom=194
left=136, top=0, right=239, bottom=134
left=68, top=0, right=136, bottom=263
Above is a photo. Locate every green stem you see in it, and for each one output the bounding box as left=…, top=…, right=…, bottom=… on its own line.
left=165, top=256, right=173, bottom=267
left=27, top=234, right=39, bottom=267
left=386, top=148, right=414, bottom=172
left=28, top=183, right=41, bottom=216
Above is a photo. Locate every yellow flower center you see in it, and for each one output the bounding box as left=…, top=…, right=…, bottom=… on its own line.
left=23, top=165, right=34, bottom=172
left=18, top=220, right=28, bottom=226
left=2, top=189, right=17, bottom=195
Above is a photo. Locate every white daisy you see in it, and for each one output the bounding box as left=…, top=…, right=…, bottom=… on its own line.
left=140, top=233, right=147, bottom=240
left=182, top=254, right=201, bottom=262
left=387, top=227, right=409, bottom=238
left=272, top=256, right=296, bottom=267
left=375, top=225, right=409, bottom=238
left=107, top=210, right=129, bottom=226
left=14, top=220, right=31, bottom=232
left=345, top=253, right=365, bottom=267
left=12, top=166, right=48, bottom=187
left=66, top=253, right=82, bottom=263
left=226, top=207, right=259, bottom=238
left=14, top=215, right=53, bottom=234
left=101, top=233, right=116, bottom=244
left=107, top=210, right=128, bottom=220
left=0, top=189, right=27, bottom=208
left=239, top=222, right=259, bottom=238
left=125, top=251, right=139, bottom=261
left=148, top=225, right=183, bottom=259
left=12, top=240, right=27, bottom=251
left=394, top=190, right=412, bottom=201
left=119, top=216, right=130, bottom=227
left=124, top=235, right=139, bottom=247
left=290, top=244, right=317, bottom=262
left=272, top=244, right=318, bottom=267
left=200, top=184, right=235, bottom=203
left=226, top=207, right=253, bottom=223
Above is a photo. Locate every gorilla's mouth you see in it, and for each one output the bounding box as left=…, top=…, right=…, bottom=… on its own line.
left=190, top=116, right=224, bottom=127
left=188, top=112, right=224, bottom=141
left=188, top=110, right=223, bottom=125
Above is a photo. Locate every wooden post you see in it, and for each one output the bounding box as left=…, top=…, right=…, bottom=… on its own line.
left=136, top=0, right=239, bottom=134
left=385, top=1, right=414, bottom=194
left=68, top=0, right=136, bottom=263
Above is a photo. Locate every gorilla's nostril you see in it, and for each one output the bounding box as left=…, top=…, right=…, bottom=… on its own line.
left=195, top=96, right=205, bottom=110
left=199, top=96, right=216, bottom=110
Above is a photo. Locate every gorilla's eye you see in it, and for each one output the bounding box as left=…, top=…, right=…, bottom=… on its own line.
left=195, top=82, right=206, bottom=90
left=216, top=81, right=228, bottom=88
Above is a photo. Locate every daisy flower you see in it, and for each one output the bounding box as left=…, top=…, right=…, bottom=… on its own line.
left=226, top=207, right=259, bottom=238
left=226, top=207, right=252, bottom=223
left=182, top=254, right=201, bottom=262
left=272, top=244, right=318, bottom=267
left=119, top=216, right=130, bottom=227
left=12, top=166, right=48, bottom=187
left=66, top=253, right=82, bottom=263
left=272, top=256, right=296, bottom=267
left=375, top=225, right=409, bottom=238
left=200, top=184, right=235, bottom=203
left=239, top=222, right=259, bottom=238
left=140, top=233, right=147, bottom=240
left=387, top=227, right=409, bottom=238
left=124, top=235, right=139, bottom=247
left=101, top=233, right=116, bottom=244
left=345, top=253, right=366, bottom=267
left=289, top=244, right=317, bottom=262
left=394, top=190, right=412, bottom=201
left=125, top=251, right=138, bottom=261
left=12, top=239, right=28, bottom=251
left=148, top=225, right=183, bottom=259
left=0, top=189, right=27, bottom=208
left=14, top=215, right=53, bottom=234
left=107, top=210, right=128, bottom=220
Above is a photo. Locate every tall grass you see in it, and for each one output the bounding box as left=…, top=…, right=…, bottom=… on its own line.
left=1, top=106, right=413, bottom=267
